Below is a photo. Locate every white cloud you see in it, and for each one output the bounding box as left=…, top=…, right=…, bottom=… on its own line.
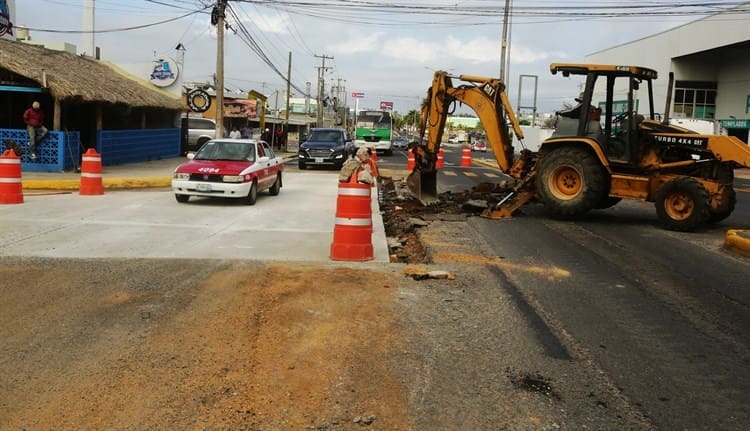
left=381, top=37, right=436, bottom=62
left=329, top=32, right=385, bottom=54
left=330, top=32, right=565, bottom=67
left=245, top=13, right=290, bottom=35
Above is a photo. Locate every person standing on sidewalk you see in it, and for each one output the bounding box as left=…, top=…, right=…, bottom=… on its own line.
left=23, top=101, right=48, bottom=160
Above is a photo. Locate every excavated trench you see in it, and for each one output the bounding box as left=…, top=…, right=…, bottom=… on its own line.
left=378, top=176, right=497, bottom=263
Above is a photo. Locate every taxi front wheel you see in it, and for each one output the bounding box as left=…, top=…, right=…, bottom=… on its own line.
left=245, top=180, right=258, bottom=205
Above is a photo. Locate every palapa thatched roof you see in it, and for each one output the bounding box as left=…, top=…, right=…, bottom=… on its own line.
left=0, top=38, right=183, bottom=110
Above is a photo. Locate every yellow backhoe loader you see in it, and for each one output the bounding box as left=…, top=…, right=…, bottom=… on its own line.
left=408, top=64, right=750, bottom=231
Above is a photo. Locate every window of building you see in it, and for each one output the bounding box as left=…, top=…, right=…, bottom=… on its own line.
left=673, top=81, right=716, bottom=119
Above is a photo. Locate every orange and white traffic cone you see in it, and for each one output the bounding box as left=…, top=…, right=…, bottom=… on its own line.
left=330, top=180, right=374, bottom=261
left=80, top=148, right=104, bottom=195
left=407, top=150, right=415, bottom=171
left=460, top=146, right=472, bottom=167
left=437, top=149, right=444, bottom=169
left=0, top=149, right=23, bottom=204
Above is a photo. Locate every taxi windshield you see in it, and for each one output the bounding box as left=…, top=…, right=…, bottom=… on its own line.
left=194, top=141, right=255, bottom=162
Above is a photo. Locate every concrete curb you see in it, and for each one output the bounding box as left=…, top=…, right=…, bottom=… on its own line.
left=724, top=230, right=750, bottom=258
left=22, top=176, right=172, bottom=190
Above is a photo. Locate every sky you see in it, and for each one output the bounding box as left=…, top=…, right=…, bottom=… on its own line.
left=13, top=1, right=743, bottom=115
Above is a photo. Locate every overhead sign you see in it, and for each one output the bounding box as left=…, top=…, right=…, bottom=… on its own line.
left=380, top=101, right=393, bottom=110
left=187, top=88, right=211, bottom=113
left=0, top=0, right=14, bottom=40
left=149, top=58, right=178, bottom=88
left=224, top=100, right=257, bottom=118
left=721, top=119, right=749, bottom=129
left=351, top=92, right=365, bottom=99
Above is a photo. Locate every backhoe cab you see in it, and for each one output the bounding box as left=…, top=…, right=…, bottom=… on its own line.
left=409, top=64, right=750, bottom=231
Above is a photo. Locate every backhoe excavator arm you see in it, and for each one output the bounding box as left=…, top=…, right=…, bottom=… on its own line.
left=408, top=71, right=529, bottom=202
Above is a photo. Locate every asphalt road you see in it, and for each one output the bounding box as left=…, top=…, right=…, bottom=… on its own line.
left=375, top=145, right=750, bottom=429
left=3, top=147, right=748, bottom=429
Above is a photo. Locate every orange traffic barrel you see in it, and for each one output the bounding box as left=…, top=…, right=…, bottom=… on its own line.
left=437, top=149, right=444, bottom=169
left=80, top=148, right=104, bottom=195
left=330, top=181, right=373, bottom=261
left=407, top=150, right=415, bottom=171
left=460, top=146, right=472, bottom=167
left=0, top=149, right=23, bottom=204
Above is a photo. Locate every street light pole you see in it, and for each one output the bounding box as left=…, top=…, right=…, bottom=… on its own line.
left=499, top=0, right=511, bottom=83
left=285, top=51, right=291, bottom=152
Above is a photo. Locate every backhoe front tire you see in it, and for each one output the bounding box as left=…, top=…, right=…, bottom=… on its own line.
left=535, top=146, right=606, bottom=218
left=655, top=177, right=710, bottom=231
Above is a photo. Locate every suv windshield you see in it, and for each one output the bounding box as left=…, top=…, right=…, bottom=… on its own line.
left=308, top=130, right=343, bottom=143
left=194, top=140, right=255, bottom=161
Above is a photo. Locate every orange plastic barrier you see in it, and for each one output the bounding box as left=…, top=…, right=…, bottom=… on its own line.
left=368, top=150, right=379, bottom=180
left=330, top=181, right=374, bottom=261
left=0, top=149, right=23, bottom=204
left=437, top=149, right=444, bottom=169
left=460, top=146, right=472, bottom=167
left=407, top=150, right=415, bottom=171
left=80, top=148, right=104, bottom=195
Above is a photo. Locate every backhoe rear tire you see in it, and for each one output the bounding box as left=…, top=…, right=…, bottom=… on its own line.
left=535, top=146, right=606, bottom=218
left=655, top=177, right=710, bottom=231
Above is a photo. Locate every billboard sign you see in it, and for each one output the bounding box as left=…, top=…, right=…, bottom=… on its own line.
left=351, top=92, right=365, bottom=99
left=0, top=0, right=14, bottom=40
left=380, top=101, right=393, bottom=110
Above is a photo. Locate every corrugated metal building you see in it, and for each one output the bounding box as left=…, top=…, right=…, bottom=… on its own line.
left=585, top=3, right=750, bottom=142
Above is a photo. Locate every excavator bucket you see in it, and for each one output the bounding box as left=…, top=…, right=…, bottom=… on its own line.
left=406, top=169, right=438, bottom=204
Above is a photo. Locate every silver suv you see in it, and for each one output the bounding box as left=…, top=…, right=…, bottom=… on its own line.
left=182, top=116, right=224, bottom=152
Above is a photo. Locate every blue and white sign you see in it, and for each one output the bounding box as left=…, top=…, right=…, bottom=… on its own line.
left=148, top=58, right=178, bottom=88
left=0, top=0, right=14, bottom=40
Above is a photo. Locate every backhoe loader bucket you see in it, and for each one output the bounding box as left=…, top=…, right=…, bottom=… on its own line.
left=406, top=169, right=438, bottom=204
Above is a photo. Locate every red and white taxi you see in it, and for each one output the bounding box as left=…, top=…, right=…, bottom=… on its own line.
left=471, top=141, right=487, bottom=152
left=172, top=139, right=284, bottom=205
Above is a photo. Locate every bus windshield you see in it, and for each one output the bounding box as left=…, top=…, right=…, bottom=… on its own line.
left=356, top=111, right=392, bottom=129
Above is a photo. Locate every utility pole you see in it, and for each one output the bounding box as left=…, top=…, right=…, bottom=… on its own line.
left=342, top=79, right=348, bottom=130
left=213, top=0, right=227, bottom=138
left=314, top=54, right=333, bottom=127
left=285, top=51, right=291, bottom=152
left=499, top=0, right=511, bottom=83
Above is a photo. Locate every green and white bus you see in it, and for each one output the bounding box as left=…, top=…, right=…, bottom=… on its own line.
left=354, top=110, right=393, bottom=155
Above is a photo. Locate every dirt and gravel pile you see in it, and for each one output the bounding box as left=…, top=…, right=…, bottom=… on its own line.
left=0, top=260, right=412, bottom=430
left=378, top=177, right=501, bottom=264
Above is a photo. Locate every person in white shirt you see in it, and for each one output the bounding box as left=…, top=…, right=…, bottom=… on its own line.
left=229, top=127, right=242, bottom=139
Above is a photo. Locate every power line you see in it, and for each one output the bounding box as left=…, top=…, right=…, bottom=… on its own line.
left=24, top=7, right=208, bottom=34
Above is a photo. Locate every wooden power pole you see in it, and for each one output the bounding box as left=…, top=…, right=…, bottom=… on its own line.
left=214, top=0, right=227, bottom=138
